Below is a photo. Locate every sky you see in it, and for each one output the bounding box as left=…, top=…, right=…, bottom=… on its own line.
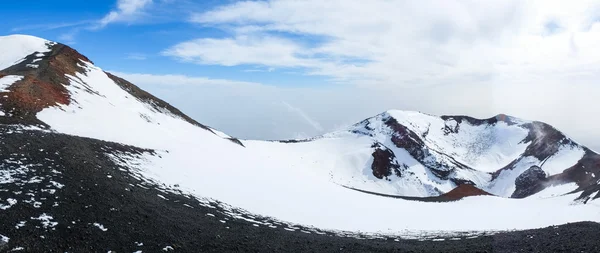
left=1, top=0, right=600, bottom=151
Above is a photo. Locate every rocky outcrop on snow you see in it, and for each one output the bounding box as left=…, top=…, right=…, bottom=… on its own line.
left=512, top=166, right=547, bottom=198
left=370, top=143, right=402, bottom=180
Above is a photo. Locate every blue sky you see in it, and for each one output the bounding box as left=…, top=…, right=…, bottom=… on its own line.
left=0, top=0, right=328, bottom=87
left=2, top=0, right=600, bottom=151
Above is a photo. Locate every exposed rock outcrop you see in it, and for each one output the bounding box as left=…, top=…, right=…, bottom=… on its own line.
left=512, top=166, right=547, bottom=198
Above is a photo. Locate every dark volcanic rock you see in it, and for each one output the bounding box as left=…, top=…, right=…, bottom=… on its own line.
left=512, top=166, right=547, bottom=198
left=370, top=143, right=401, bottom=179
left=440, top=114, right=519, bottom=126
left=384, top=117, right=426, bottom=159
left=0, top=43, right=83, bottom=126
left=520, top=122, right=573, bottom=161
left=551, top=150, right=600, bottom=202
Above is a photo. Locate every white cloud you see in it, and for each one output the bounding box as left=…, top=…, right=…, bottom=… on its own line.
left=58, top=30, right=78, bottom=45
left=163, top=35, right=323, bottom=67
left=97, top=0, right=153, bottom=28
left=108, top=71, right=264, bottom=87
left=243, top=67, right=275, bottom=72
left=125, top=53, right=148, bottom=60
left=11, top=20, right=92, bottom=32
left=281, top=101, right=324, bottom=132
left=172, top=0, right=600, bottom=87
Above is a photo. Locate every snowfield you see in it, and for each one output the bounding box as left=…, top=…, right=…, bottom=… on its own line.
left=0, top=75, right=23, bottom=92
left=0, top=35, right=53, bottom=70
left=1, top=34, right=599, bottom=235
left=541, top=144, right=586, bottom=176
left=385, top=110, right=531, bottom=173
left=118, top=149, right=600, bottom=233
left=486, top=156, right=541, bottom=196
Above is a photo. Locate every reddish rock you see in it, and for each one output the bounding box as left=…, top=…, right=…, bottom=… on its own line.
left=438, top=184, right=492, bottom=201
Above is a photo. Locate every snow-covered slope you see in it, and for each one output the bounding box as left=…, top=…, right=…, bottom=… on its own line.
left=339, top=110, right=593, bottom=199
left=0, top=35, right=240, bottom=148
left=0, top=35, right=54, bottom=70
left=36, top=61, right=238, bottom=150
left=384, top=111, right=530, bottom=173
left=1, top=34, right=599, bottom=234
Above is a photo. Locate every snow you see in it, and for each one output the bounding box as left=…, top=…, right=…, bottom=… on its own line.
left=209, top=127, right=232, bottom=138
left=0, top=198, right=17, bottom=210
left=385, top=110, right=530, bottom=173
left=38, top=61, right=237, bottom=150
left=0, top=35, right=54, bottom=70
left=0, top=234, right=8, bottom=244
left=31, top=213, right=58, bottom=228
left=93, top=223, right=108, bottom=231
left=15, top=221, right=26, bottom=229
left=541, top=145, right=586, bottom=176
left=485, top=156, right=541, bottom=197
left=528, top=183, right=579, bottom=199
left=0, top=75, right=23, bottom=92
left=49, top=181, right=64, bottom=189
left=327, top=110, right=534, bottom=196
left=105, top=147, right=598, bottom=233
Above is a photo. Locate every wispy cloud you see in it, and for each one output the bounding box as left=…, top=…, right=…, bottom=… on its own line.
left=243, top=69, right=263, bottom=73
left=11, top=20, right=93, bottom=32
left=125, top=53, right=148, bottom=60
left=96, top=0, right=154, bottom=28
left=281, top=101, right=324, bottom=132
left=107, top=71, right=264, bottom=87
left=58, top=30, right=78, bottom=45
left=243, top=67, right=276, bottom=73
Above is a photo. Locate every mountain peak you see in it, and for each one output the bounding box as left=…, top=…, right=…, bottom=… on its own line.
left=0, top=34, right=51, bottom=45
left=0, top=38, right=94, bottom=125
left=345, top=107, right=598, bottom=200
left=0, top=34, right=243, bottom=147
left=0, top=34, right=56, bottom=71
